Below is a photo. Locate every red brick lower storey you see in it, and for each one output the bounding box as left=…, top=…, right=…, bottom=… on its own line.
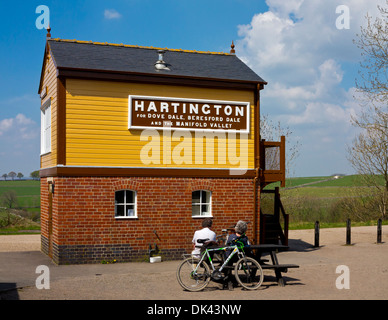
left=40, top=176, right=260, bottom=264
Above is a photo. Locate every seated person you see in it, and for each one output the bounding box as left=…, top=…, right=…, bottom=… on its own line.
left=191, top=218, right=216, bottom=256
left=226, top=220, right=249, bottom=248
left=223, top=220, right=249, bottom=290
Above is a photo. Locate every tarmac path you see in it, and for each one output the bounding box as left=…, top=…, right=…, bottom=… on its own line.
left=1, top=226, right=387, bottom=300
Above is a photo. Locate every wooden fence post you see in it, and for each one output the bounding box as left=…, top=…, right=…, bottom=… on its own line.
left=314, top=221, right=320, bottom=248
left=377, top=218, right=382, bottom=244
left=346, top=219, right=351, bottom=245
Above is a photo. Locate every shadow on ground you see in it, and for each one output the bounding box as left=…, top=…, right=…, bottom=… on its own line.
left=0, top=283, right=20, bottom=300
left=287, top=239, right=322, bottom=252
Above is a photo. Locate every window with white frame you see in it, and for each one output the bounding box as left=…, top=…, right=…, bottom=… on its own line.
left=192, top=190, right=212, bottom=217
left=115, top=190, right=137, bottom=218
left=40, top=99, right=51, bottom=155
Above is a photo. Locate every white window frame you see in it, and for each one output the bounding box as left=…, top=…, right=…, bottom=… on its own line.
left=192, top=190, right=212, bottom=218
left=40, top=99, right=51, bottom=155
left=114, top=190, right=137, bottom=219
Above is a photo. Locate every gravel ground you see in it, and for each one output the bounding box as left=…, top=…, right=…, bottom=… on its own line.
left=1, top=226, right=387, bottom=300
left=0, top=234, right=41, bottom=253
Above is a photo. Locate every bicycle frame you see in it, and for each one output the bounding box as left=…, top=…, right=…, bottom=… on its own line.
left=193, top=244, right=245, bottom=275
left=177, top=240, right=263, bottom=291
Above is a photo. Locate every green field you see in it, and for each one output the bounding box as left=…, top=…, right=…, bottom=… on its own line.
left=0, top=180, right=40, bottom=209
left=265, top=174, right=384, bottom=189
left=0, top=180, right=40, bottom=233
left=262, top=175, right=386, bottom=229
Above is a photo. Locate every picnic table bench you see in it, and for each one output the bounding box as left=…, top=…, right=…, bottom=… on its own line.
left=248, top=244, right=299, bottom=287
left=204, top=242, right=299, bottom=287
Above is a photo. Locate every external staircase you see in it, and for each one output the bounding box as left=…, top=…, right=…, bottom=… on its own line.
left=258, top=136, right=289, bottom=246
left=260, top=187, right=289, bottom=245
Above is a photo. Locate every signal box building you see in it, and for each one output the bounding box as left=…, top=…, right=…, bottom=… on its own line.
left=39, top=31, right=286, bottom=264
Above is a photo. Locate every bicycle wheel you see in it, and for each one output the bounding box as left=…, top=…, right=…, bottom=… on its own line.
left=176, top=257, right=211, bottom=292
left=234, top=256, right=263, bottom=290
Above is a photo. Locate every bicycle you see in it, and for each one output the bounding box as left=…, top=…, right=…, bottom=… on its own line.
left=176, top=237, right=263, bottom=291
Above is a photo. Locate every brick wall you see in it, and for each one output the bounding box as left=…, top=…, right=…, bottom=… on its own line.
left=40, top=178, right=49, bottom=254
left=40, top=176, right=260, bottom=264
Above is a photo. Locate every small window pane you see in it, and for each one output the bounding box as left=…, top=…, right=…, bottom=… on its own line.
left=192, top=191, right=201, bottom=203
left=115, top=205, right=125, bottom=217
left=204, top=191, right=211, bottom=204
left=115, top=190, right=125, bottom=204
left=192, top=205, right=200, bottom=216
left=126, top=190, right=135, bottom=204
left=127, top=205, right=135, bottom=216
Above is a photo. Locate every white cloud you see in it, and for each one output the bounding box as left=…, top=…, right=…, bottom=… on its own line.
left=263, top=58, right=351, bottom=121
left=104, top=9, right=122, bottom=20
left=0, top=114, right=38, bottom=140
left=0, top=118, right=14, bottom=135
left=235, top=0, right=386, bottom=176
left=287, top=101, right=351, bottom=126
left=237, top=0, right=384, bottom=85
left=16, top=113, right=34, bottom=126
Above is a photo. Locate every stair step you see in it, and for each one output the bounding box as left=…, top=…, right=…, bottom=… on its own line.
left=265, top=226, right=281, bottom=230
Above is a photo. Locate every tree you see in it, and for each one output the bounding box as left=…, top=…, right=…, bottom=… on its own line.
left=354, top=2, right=387, bottom=107
left=2, top=173, right=7, bottom=181
left=30, top=170, right=40, bottom=180
left=8, top=171, right=16, bottom=181
left=17, top=172, right=24, bottom=179
left=348, top=1, right=388, bottom=219
left=260, top=114, right=301, bottom=179
left=347, top=121, right=387, bottom=218
left=1, top=190, right=18, bottom=209
left=352, top=1, right=388, bottom=145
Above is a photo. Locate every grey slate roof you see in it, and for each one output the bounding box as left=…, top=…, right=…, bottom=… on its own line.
left=48, top=39, right=266, bottom=84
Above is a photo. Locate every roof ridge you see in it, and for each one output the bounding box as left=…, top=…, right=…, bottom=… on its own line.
left=49, top=38, right=231, bottom=56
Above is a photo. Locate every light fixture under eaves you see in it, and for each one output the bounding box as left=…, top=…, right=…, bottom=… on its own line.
left=155, top=50, right=170, bottom=71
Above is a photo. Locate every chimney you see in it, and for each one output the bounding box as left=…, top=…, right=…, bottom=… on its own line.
left=155, top=50, right=170, bottom=71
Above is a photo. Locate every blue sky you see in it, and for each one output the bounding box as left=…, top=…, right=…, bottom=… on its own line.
left=0, top=0, right=385, bottom=178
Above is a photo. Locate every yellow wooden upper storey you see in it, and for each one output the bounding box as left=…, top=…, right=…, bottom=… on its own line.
left=40, top=41, right=258, bottom=171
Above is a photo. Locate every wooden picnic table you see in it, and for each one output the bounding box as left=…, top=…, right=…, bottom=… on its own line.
left=248, top=244, right=299, bottom=287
